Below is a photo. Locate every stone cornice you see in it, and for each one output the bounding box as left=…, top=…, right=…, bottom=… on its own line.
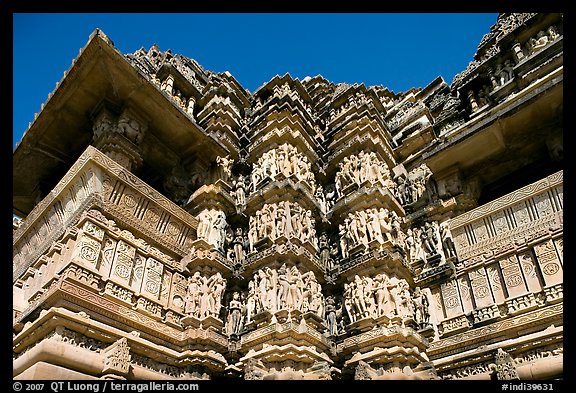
left=427, top=302, right=563, bottom=357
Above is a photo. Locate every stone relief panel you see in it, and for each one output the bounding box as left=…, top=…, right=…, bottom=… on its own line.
left=448, top=173, right=563, bottom=271
left=110, top=240, right=136, bottom=287
left=184, top=272, right=227, bottom=320
left=532, top=192, right=555, bottom=218
left=490, top=209, right=511, bottom=236
left=393, top=163, right=433, bottom=206
left=248, top=202, right=318, bottom=252
left=553, top=237, right=563, bottom=265
left=511, top=201, right=532, bottom=228
left=160, top=269, right=172, bottom=306
left=168, top=272, right=188, bottom=315
left=71, top=232, right=102, bottom=270
left=456, top=275, right=474, bottom=313
left=13, top=164, right=97, bottom=281
left=251, top=265, right=322, bottom=318
left=249, top=143, right=318, bottom=193
left=342, top=274, right=432, bottom=329
left=334, top=151, right=394, bottom=200
left=98, top=236, right=117, bottom=277
left=486, top=263, right=507, bottom=303
left=129, top=254, right=146, bottom=293
left=468, top=267, right=495, bottom=309
left=26, top=211, right=191, bottom=321
left=339, top=208, right=403, bottom=257
left=430, top=287, right=445, bottom=323
left=499, top=255, right=528, bottom=298
left=450, top=226, right=470, bottom=252
left=12, top=18, right=566, bottom=380
left=97, top=154, right=197, bottom=255
left=470, top=219, right=490, bottom=244
left=525, top=25, right=561, bottom=56
left=518, top=252, right=542, bottom=293
left=196, top=208, right=228, bottom=252
left=15, top=145, right=199, bottom=293
left=440, top=280, right=464, bottom=318
left=533, top=240, right=563, bottom=287
left=141, top=257, right=164, bottom=300
left=102, top=337, right=131, bottom=376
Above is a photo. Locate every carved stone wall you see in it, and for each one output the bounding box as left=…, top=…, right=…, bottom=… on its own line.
left=13, top=13, right=563, bottom=381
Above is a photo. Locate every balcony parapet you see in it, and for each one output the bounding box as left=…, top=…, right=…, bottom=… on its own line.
left=13, top=145, right=198, bottom=283
left=449, top=171, right=562, bottom=271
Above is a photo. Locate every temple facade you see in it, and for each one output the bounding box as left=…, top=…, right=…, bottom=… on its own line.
left=13, top=13, right=563, bottom=381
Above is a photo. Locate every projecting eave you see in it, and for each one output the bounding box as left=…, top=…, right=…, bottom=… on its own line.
left=13, top=29, right=228, bottom=218
left=422, top=68, right=563, bottom=186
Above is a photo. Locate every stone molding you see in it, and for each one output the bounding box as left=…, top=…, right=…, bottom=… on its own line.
left=13, top=145, right=198, bottom=282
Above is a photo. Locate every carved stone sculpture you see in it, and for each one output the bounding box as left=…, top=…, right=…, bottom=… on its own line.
left=248, top=201, right=317, bottom=248
left=245, top=265, right=325, bottom=319
left=184, top=271, right=227, bottom=320
left=196, top=208, right=228, bottom=252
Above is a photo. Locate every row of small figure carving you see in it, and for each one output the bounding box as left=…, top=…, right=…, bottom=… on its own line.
left=469, top=25, right=561, bottom=113
left=247, top=202, right=317, bottom=252
left=338, top=208, right=404, bottom=258
left=224, top=264, right=324, bottom=335
left=219, top=151, right=433, bottom=212
left=251, top=83, right=314, bottom=115
left=92, top=110, right=147, bottom=146
left=144, top=24, right=561, bottom=153
left=341, top=275, right=430, bottom=329
left=334, top=151, right=394, bottom=199
left=222, top=268, right=432, bottom=338
left=336, top=214, right=457, bottom=268
left=249, top=144, right=316, bottom=194
left=195, top=208, right=458, bottom=270
left=328, top=90, right=373, bottom=122
left=154, top=25, right=561, bottom=130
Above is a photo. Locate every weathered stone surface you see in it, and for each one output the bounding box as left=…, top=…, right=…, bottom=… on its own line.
left=13, top=13, right=563, bottom=381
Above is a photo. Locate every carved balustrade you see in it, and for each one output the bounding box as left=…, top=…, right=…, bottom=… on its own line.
left=430, top=171, right=563, bottom=337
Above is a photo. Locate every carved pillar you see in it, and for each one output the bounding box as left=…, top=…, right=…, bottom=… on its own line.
left=512, top=42, right=525, bottom=63
left=91, top=107, right=147, bottom=172
left=70, top=221, right=105, bottom=272
left=488, top=68, right=499, bottom=89
left=468, top=266, right=494, bottom=308
left=486, top=263, right=507, bottom=303
left=499, top=255, right=528, bottom=298
left=457, top=275, right=475, bottom=314
left=161, top=74, right=175, bottom=95
left=440, top=279, right=464, bottom=318
left=533, top=240, right=563, bottom=287
left=109, top=240, right=136, bottom=287
left=186, top=96, right=196, bottom=117
left=467, top=90, right=478, bottom=112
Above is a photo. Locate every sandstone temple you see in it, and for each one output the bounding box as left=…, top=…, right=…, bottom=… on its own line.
left=13, top=13, right=563, bottom=381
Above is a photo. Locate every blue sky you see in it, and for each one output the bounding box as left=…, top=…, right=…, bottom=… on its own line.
left=13, top=13, right=498, bottom=149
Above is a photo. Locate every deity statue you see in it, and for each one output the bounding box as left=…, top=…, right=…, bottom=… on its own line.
left=216, top=155, right=234, bottom=182
left=225, top=291, right=244, bottom=335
